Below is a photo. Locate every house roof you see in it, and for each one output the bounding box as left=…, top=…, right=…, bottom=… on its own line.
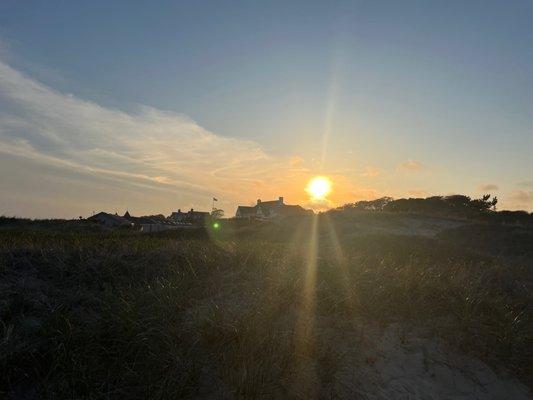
left=88, top=212, right=131, bottom=225
left=190, top=211, right=209, bottom=216
left=171, top=210, right=209, bottom=216
left=256, top=201, right=285, bottom=217
left=236, top=200, right=310, bottom=218
left=127, top=214, right=176, bottom=225
left=257, top=200, right=281, bottom=207
left=237, top=206, right=255, bottom=211
left=234, top=192, right=312, bottom=219
left=237, top=206, right=256, bottom=215
left=277, top=205, right=309, bottom=215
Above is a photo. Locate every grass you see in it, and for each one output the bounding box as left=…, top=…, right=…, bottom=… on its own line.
left=0, top=216, right=531, bottom=398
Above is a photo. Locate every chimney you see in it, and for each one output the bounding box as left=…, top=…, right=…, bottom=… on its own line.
left=257, top=199, right=261, bottom=205
left=278, top=196, right=284, bottom=204
left=178, top=209, right=181, bottom=213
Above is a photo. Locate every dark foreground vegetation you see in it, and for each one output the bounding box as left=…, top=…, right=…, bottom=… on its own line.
left=333, top=194, right=533, bottom=225
left=1, top=214, right=532, bottom=399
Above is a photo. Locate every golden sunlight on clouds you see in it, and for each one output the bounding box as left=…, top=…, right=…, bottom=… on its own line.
left=0, top=61, right=363, bottom=217
left=408, top=189, right=427, bottom=197
left=0, top=60, right=392, bottom=217
left=361, top=166, right=380, bottom=178
left=477, top=183, right=499, bottom=192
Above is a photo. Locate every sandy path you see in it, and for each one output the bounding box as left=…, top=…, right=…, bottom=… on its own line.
left=330, top=322, right=531, bottom=400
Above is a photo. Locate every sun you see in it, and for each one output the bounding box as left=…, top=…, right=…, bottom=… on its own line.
left=306, top=176, right=332, bottom=200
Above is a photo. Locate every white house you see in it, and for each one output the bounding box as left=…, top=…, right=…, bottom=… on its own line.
left=235, top=197, right=310, bottom=220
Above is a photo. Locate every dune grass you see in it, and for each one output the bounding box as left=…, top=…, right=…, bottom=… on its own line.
left=0, top=217, right=531, bottom=398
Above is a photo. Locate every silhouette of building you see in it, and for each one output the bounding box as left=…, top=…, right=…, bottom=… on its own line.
left=88, top=211, right=177, bottom=232
left=122, top=212, right=181, bottom=232
left=169, top=208, right=210, bottom=224
left=235, top=206, right=256, bottom=219
left=88, top=212, right=133, bottom=228
left=235, top=197, right=309, bottom=219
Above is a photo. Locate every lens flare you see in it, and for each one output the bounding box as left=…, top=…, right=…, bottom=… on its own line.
left=306, top=176, right=332, bottom=200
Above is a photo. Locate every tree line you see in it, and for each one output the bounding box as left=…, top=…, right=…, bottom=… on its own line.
left=331, top=194, right=532, bottom=224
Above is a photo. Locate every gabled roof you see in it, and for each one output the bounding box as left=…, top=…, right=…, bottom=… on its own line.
left=256, top=201, right=284, bottom=217
left=257, top=200, right=282, bottom=207
left=277, top=205, right=309, bottom=215
left=88, top=212, right=131, bottom=225
left=171, top=210, right=209, bottom=216
left=237, top=206, right=256, bottom=215
left=189, top=211, right=209, bottom=216
left=236, top=197, right=310, bottom=218
left=237, top=206, right=255, bottom=211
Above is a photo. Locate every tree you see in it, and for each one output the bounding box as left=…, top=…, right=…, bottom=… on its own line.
left=470, top=194, right=497, bottom=213
left=211, top=209, right=224, bottom=219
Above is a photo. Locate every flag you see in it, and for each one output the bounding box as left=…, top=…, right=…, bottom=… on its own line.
left=213, top=197, right=218, bottom=201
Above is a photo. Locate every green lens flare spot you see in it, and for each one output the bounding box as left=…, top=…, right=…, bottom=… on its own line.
left=213, top=222, right=220, bottom=229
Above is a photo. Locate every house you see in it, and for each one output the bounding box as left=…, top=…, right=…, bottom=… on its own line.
left=169, top=208, right=210, bottom=225
left=122, top=213, right=181, bottom=232
left=136, top=218, right=181, bottom=233
left=88, top=210, right=202, bottom=232
left=235, top=197, right=310, bottom=220
left=88, top=212, right=133, bottom=228
left=235, top=206, right=256, bottom=219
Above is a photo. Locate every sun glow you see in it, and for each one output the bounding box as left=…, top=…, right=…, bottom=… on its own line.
left=306, top=176, right=332, bottom=200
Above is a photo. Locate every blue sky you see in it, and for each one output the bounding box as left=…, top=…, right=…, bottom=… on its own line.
left=0, top=0, right=532, bottom=217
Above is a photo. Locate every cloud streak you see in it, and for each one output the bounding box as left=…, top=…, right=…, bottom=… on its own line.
left=3, top=61, right=526, bottom=216
left=509, top=190, right=533, bottom=204
left=0, top=61, right=302, bottom=216
left=397, top=159, right=425, bottom=172
left=361, top=166, right=380, bottom=178
left=0, top=61, right=277, bottom=186
left=0, top=61, right=377, bottom=217
left=477, top=183, right=499, bottom=191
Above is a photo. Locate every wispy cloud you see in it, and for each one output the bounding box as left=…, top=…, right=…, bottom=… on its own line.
left=517, top=181, right=533, bottom=189
left=0, top=61, right=293, bottom=215
left=290, top=155, right=305, bottom=168
left=509, top=190, right=533, bottom=204
left=477, top=183, right=499, bottom=191
left=408, top=189, right=427, bottom=197
left=397, top=159, right=425, bottom=172
left=361, top=166, right=380, bottom=178
left=0, top=61, right=374, bottom=217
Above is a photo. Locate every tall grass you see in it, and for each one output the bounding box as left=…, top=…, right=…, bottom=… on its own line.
left=0, top=218, right=531, bottom=398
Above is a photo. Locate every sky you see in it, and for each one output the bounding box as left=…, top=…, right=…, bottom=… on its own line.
left=0, top=0, right=532, bottom=218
